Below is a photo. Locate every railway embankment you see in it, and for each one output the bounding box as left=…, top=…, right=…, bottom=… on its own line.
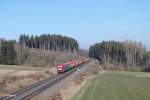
left=32, top=60, right=103, bottom=100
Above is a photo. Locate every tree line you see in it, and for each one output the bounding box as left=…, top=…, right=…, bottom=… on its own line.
left=0, top=40, right=16, bottom=65
left=19, top=34, right=79, bottom=52
left=0, top=34, right=79, bottom=65
left=89, top=40, right=150, bottom=68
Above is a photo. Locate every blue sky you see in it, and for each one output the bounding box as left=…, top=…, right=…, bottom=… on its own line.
left=0, top=0, right=150, bottom=49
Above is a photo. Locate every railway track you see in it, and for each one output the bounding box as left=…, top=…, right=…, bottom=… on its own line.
left=0, top=62, right=88, bottom=100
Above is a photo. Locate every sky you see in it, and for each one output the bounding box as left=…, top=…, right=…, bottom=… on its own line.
left=0, top=0, right=150, bottom=49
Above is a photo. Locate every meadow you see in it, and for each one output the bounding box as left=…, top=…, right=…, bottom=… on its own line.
left=72, top=71, right=150, bottom=100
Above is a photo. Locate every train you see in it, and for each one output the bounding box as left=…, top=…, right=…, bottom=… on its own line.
left=57, top=58, right=90, bottom=74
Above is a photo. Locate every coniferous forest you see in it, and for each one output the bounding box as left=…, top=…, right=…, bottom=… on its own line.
left=0, top=34, right=79, bottom=65
left=89, top=40, right=150, bottom=70
left=19, top=34, right=79, bottom=52
left=1, top=34, right=150, bottom=71
left=0, top=40, right=16, bottom=65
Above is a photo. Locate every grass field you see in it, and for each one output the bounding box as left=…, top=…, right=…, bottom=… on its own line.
left=72, top=71, right=150, bottom=100
left=0, top=64, right=47, bottom=71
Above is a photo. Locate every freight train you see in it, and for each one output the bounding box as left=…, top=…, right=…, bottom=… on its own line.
left=57, top=58, right=90, bottom=74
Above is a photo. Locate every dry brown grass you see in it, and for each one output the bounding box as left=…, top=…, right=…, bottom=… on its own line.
left=72, top=60, right=103, bottom=86
left=0, top=76, right=8, bottom=96
left=74, top=73, right=86, bottom=85
left=48, top=92, right=62, bottom=100
left=2, top=72, right=44, bottom=93
left=0, top=68, right=57, bottom=95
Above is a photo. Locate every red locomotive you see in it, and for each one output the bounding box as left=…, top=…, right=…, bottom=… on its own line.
left=57, top=58, right=90, bottom=74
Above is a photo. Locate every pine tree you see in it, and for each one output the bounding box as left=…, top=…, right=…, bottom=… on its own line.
left=19, top=34, right=79, bottom=52
left=89, top=40, right=148, bottom=67
left=0, top=41, right=7, bottom=64
left=0, top=40, right=16, bottom=65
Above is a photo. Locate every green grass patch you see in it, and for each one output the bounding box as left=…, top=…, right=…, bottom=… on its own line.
left=72, top=71, right=150, bottom=100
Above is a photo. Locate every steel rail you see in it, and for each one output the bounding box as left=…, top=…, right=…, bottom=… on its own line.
left=0, top=62, right=88, bottom=100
